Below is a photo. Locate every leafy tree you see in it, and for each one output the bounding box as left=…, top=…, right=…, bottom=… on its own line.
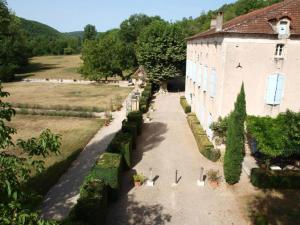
left=81, top=30, right=125, bottom=81
left=0, top=0, right=28, bottom=81
left=83, top=24, right=97, bottom=41
left=0, top=84, right=61, bottom=224
left=136, top=21, right=186, bottom=88
left=224, top=84, right=246, bottom=185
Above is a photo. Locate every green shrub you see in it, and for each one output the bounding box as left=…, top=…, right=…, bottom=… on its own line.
left=108, top=132, right=133, bottom=169
left=250, top=168, right=300, bottom=189
left=187, top=113, right=220, bottom=162
left=87, top=153, right=122, bottom=201
left=122, top=120, right=138, bottom=148
left=127, top=111, right=143, bottom=135
left=139, top=96, right=148, bottom=113
left=180, top=96, right=191, bottom=113
left=70, top=179, right=107, bottom=225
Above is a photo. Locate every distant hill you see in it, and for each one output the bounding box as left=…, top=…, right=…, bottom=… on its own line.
left=19, top=17, right=61, bottom=37
left=63, top=31, right=84, bottom=39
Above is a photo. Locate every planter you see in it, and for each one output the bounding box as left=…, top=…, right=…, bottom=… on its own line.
left=210, top=181, right=219, bottom=189
left=134, top=181, right=142, bottom=187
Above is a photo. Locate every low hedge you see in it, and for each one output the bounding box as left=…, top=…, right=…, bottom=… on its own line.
left=108, top=132, right=133, bottom=169
left=122, top=120, right=138, bottom=148
left=69, top=179, right=107, bottom=225
left=88, top=153, right=122, bottom=201
left=187, top=113, right=220, bottom=162
left=139, top=96, right=148, bottom=113
left=180, top=96, right=191, bottom=113
left=250, top=168, right=300, bottom=189
left=127, top=111, right=143, bottom=135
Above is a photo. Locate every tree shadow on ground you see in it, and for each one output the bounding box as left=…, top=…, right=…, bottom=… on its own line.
left=107, top=194, right=172, bottom=225
left=16, top=62, right=62, bottom=77
left=133, top=122, right=168, bottom=167
left=247, top=189, right=300, bottom=225
left=167, top=77, right=185, bottom=92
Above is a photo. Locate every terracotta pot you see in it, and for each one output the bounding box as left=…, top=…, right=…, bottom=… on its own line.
left=134, top=181, right=142, bottom=187
left=210, top=181, right=219, bottom=189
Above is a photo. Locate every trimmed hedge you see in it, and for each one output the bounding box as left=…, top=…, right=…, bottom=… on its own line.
left=88, top=153, right=122, bottom=201
left=250, top=168, right=300, bottom=189
left=139, top=83, right=153, bottom=113
left=69, top=179, right=107, bottom=225
left=108, top=132, right=133, bottom=169
left=139, top=96, right=148, bottom=113
left=127, top=111, right=143, bottom=135
left=187, top=113, right=220, bottom=162
left=122, top=120, right=138, bottom=148
left=180, top=96, right=191, bottom=113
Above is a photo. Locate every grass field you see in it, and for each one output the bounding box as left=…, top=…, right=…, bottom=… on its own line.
left=9, top=114, right=103, bottom=194
left=16, top=55, right=83, bottom=80
left=4, top=82, right=132, bottom=112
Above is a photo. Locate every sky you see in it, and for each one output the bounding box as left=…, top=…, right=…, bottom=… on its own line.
left=6, top=0, right=235, bottom=33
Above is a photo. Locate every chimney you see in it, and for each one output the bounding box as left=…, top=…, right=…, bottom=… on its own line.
left=210, top=17, right=217, bottom=29
left=216, top=12, right=224, bottom=32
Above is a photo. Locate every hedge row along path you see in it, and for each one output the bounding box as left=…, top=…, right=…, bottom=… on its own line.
left=41, top=91, right=133, bottom=220
left=106, top=92, right=253, bottom=225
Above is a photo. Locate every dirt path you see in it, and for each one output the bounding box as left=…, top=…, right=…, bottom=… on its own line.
left=41, top=98, right=128, bottom=220
left=106, top=92, right=251, bottom=225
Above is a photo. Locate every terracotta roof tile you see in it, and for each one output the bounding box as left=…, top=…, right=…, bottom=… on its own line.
left=187, top=0, right=300, bottom=40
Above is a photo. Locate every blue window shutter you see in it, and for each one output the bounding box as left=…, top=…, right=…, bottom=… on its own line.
left=203, top=66, right=208, bottom=91
left=274, top=74, right=284, bottom=104
left=210, top=69, right=217, bottom=97
left=266, top=75, right=277, bottom=104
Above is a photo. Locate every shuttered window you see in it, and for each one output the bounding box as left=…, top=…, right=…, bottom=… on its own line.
left=210, top=69, right=217, bottom=97
left=197, top=64, right=202, bottom=87
left=202, top=66, right=208, bottom=91
left=266, top=74, right=285, bottom=105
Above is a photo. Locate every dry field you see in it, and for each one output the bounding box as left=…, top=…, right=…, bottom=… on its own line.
left=8, top=114, right=103, bottom=194
left=4, top=82, right=132, bottom=112
left=16, top=55, right=82, bottom=80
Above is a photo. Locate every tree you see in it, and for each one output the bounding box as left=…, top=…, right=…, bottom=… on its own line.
left=224, top=84, right=246, bottom=184
left=136, top=21, right=186, bottom=88
left=83, top=24, right=97, bottom=41
left=0, top=0, right=28, bottom=81
left=81, top=30, right=125, bottom=81
left=0, top=84, right=61, bottom=224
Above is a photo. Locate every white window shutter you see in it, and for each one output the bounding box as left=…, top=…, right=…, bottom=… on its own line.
left=198, top=64, right=202, bottom=87
left=210, top=69, right=217, bottom=97
left=274, top=74, right=284, bottom=104
left=203, top=66, right=208, bottom=91
left=266, top=74, right=278, bottom=105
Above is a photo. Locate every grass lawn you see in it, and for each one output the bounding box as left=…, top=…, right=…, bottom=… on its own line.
left=8, top=114, right=103, bottom=194
left=4, top=82, right=133, bottom=112
left=16, top=55, right=83, bottom=80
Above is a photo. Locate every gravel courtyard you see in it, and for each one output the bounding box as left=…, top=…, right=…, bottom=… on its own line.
left=106, top=92, right=253, bottom=225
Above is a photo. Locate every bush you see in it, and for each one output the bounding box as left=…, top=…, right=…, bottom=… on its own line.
left=127, top=111, right=143, bottom=135
left=70, top=179, right=107, bottom=225
left=108, top=132, right=133, bottom=169
left=180, top=96, right=191, bottom=113
left=139, top=96, right=148, bottom=113
left=122, top=120, right=138, bottom=148
left=87, top=153, right=122, bottom=201
left=250, top=168, right=300, bottom=189
left=187, top=113, right=220, bottom=162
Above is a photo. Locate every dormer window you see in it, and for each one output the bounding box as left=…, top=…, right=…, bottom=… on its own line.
left=277, top=18, right=290, bottom=38
left=279, top=21, right=288, bottom=35
left=275, top=44, right=284, bottom=58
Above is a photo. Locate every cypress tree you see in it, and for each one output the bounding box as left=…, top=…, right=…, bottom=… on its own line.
left=224, top=84, right=247, bottom=184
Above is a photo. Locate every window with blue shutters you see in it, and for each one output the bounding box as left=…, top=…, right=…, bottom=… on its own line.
left=210, top=69, right=217, bottom=97
left=202, top=66, right=208, bottom=91
left=266, top=74, right=285, bottom=105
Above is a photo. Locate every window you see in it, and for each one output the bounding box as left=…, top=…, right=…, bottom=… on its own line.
left=197, top=64, right=202, bottom=87
left=210, top=69, right=217, bottom=98
left=275, top=44, right=284, bottom=57
left=266, top=74, right=285, bottom=105
left=202, top=66, right=208, bottom=91
left=279, top=21, right=288, bottom=35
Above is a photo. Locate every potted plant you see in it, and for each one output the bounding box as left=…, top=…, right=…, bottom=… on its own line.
left=133, top=173, right=146, bottom=187
left=207, top=169, right=221, bottom=189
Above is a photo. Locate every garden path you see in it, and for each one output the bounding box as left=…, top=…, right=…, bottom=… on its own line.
left=106, top=92, right=252, bottom=225
left=41, top=93, right=130, bottom=220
